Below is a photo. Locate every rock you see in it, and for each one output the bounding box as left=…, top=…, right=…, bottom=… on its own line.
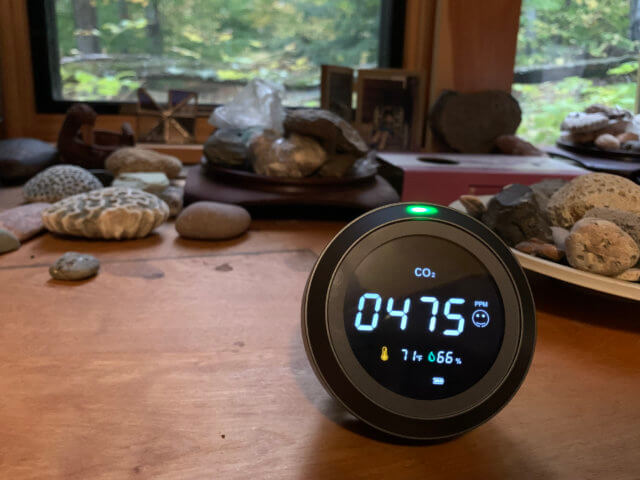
left=482, top=184, right=552, bottom=246
left=615, top=268, right=640, bottom=282
left=176, top=201, right=251, bottom=240
left=49, top=252, right=100, bottom=281
left=551, top=226, right=570, bottom=251
left=617, top=132, right=639, bottom=143
left=0, top=228, right=20, bottom=254
left=621, top=140, right=640, bottom=151
left=583, top=207, right=640, bottom=247
left=42, top=187, right=169, bottom=240
left=458, top=195, right=487, bottom=218
left=529, top=178, right=568, bottom=215
left=429, top=90, right=521, bottom=153
left=0, top=203, right=50, bottom=241
left=283, top=109, right=368, bottom=155
left=156, top=186, right=183, bottom=217
left=112, top=172, right=170, bottom=193
left=585, top=104, right=631, bottom=120
left=203, top=128, right=250, bottom=168
left=105, top=147, right=182, bottom=178
left=0, top=138, right=58, bottom=184
left=547, top=173, right=640, bottom=228
left=88, top=169, right=114, bottom=187
left=565, top=218, right=639, bottom=276
left=594, top=133, right=620, bottom=150
left=515, top=240, right=564, bottom=261
left=495, top=135, right=546, bottom=156
left=317, top=154, right=359, bottom=177
left=250, top=132, right=327, bottom=177
left=23, top=165, right=102, bottom=203
left=561, top=112, right=609, bottom=134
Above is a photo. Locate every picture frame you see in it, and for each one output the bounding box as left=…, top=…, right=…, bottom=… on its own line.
left=321, top=65, right=355, bottom=122
left=355, top=69, right=426, bottom=152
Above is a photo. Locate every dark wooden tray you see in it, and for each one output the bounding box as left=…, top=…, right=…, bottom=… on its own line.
left=556, top=138, right=640, bottom=162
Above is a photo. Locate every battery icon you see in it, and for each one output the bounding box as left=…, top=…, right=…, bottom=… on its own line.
left=432, top=377, right=445, bottom=385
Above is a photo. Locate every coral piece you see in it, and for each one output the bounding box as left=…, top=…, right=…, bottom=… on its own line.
left=23, top=165, right=102, bottom=203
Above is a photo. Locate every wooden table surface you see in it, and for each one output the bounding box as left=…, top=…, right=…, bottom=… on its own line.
left=0, top=193, right=639, bottom=479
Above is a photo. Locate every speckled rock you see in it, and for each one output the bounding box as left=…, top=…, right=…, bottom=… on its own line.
left=565, top=218, right=639, bottom=276
left=42, top=187, right=169, bottom=240
left=0, top=138, right=58, bottom=183
left=0, top=203, right=49, bottom=241
left=176, top=201, right=250, bottom=240
left=112, top=172, right=170, bottom=193
left=105, top=147, right=182, bottom=178
left=49, top=252, right=100, bottom=281
left=0, top=228, right=20, bottom=254
left=547, top=173, right=640, bottom=228
left=23, top=165, right=102, bottom=203
left=583, top=207, right=640, bottom=247
left=615, top=268, right=640, bottom=282
left=156, top=186, right=183, bottom=217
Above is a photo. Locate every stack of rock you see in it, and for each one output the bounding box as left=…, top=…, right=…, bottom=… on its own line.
left=560, top=104, right=638, bottom=151
left=203, top=109, right=370, bottom=178
left=458, top=172, right=640, bottom=282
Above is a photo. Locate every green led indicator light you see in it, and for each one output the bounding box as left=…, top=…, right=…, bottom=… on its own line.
left=407, top=205, right=438, bottom=216
left=428, top=351, right=436, bottom=363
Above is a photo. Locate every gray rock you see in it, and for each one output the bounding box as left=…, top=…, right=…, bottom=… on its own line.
left=42, top=187, right=169, bottom=240
left=105, top=147, right=182, bottom=178
left=49, top=252, right=100, bottom=281
left=250, top=132, right=327, bottom=177
left=547, top=173, right=640, bottom=228
left=0, top=138, right=58, bottom=184
left=0, top=228, right=20, bottom=254
left=566, top=218, right=639, bottom=276
left=156, top=186, right=183, bottom=217
left=0, top=203, right=50, bottom=241
left=283, top=109, right=368, bottom=155
left=203, top=128, right=250, bottom=168
left=529, top=178, right=567, bottom=214
left=23, top=165, right=102, bottom=203
left=583, top=207, right=640, bottom=247
left=112, top=172, right=170, bottom=193
left=176, top=201, right=251, bottom=240
left=550, top=226, right=570, bottom=251
left=481, top=184, right=552, bottom=246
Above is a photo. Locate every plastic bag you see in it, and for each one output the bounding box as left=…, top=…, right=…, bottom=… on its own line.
left=208, top=79, right=285, bottom=134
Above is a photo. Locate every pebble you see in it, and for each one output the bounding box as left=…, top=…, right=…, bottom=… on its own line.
left=550, top=226, right=570, bottom=251
left=459, top=195, right=486, bottom=219
left=547, top=173, right=640, bottom=228
left=594, top=133, right=620, bottom=150
left=156, top=186, right=183, bottom=217
left=0, top=202, right=50, bottom=241
left=565, top=218, right=639, bottom=276
left=515, top=239, right=564, bottom=261
left=49, top=252, right=100, bottom=281
left=42, top=187, right=169, bottom=240
left=105, top=147, right=182, bottom=178
left=176, top=201, right=251, bottom=240
left=23, top=165, right=102, bottom=203
left=0, top=228, right=20, bottom=254
left=112, top=172, right=169, bottom=193
left=615, top=268, right=640, bottom=282
left=0, top=138, right=58, bottom=183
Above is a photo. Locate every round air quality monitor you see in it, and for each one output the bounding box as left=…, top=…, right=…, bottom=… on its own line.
left=301, top=203, right=536, bottom=440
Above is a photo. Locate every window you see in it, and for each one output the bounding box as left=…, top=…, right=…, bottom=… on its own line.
left=513, top=0, right=639, bottom=145
left=29, top=0, right=405, bottom=113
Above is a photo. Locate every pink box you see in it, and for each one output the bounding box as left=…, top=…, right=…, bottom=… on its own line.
left=377, top=153, right=589, bottom=205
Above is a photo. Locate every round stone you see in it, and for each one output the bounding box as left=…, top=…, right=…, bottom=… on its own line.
left=105, top=147, right=182, bottom=178
left=23, top=165, right=102, bottom=203
left=112, top=172, right=170, bottom=193
left=547, top=173, right=640, bottom=228
left=49, top=252, right=100, bottom=281
left=583, top=207, right=640, bottom=247
left=0, top=228, right=20, bottom=254
left=0, top=138, right=58, bottom=184
left=156, top=186, right=183, bottom=218
left=566, top=218, right=640, bottom=276
left=175, top=201, right=251, bottom=240
left=0, top=202, right=50, bottom=241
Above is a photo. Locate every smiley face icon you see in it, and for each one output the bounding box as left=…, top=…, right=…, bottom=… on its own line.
left=471, top=309, right=490, bottom=327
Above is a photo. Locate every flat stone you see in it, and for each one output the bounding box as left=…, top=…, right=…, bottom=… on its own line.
left=0, top=138, right=58, bottom=184
left=203, top=128, right=250, bottom=168
left=566, top=218, right=639, bottom=276
left=0, top=228, right=20, bottom=254
left=49, top=252, right=100, bottom=281
left=283, top=109, right=368, bottom=155
left=482, top=184, right=552, bottom=246
left=42, top=187, right=169, bottom=240
left=547, top=173, right=640, bottom=228
left=583, top=207, right=640, bottom=247
left=0, top=202, right=50, bottom=241
left=105, top=147, right=182, bottom=178
left=515, top=240, right=564, bottom=261
left=615, top=268, right=640, bottom=282
left=176, top=201, right=251, bottom=240
left=23, top=165, right=102, bottom=203
left=156, top=186, right=183, bottom=217
left=112, top=172, right=169, bottom=193
left=250, top=132, right=327, bottom=177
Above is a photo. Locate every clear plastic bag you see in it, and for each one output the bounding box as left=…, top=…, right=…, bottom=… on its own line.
left=208, top=79, right=285, bottom=134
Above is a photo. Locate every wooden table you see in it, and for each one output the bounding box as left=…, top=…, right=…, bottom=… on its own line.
left=1, top=194, right=639, bottom=479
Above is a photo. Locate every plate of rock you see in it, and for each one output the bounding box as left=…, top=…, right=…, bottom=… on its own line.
left=451, top=173, right=640, bottom=301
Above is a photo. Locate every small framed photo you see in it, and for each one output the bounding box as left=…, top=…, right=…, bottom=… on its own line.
left=355, top=69, right=426, bottom=151
left=321, top=65, right=354, bottom=122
